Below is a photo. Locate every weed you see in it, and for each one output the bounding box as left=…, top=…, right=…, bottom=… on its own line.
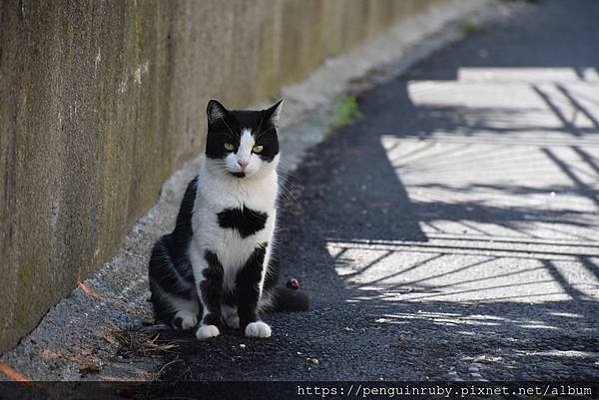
left=330, top=95, right=362, bottom=130
left=462, top=18, right=482, bottom=34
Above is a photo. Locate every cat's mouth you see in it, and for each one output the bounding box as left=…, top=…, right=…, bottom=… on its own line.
left=231, top=172, right=246, bottom=178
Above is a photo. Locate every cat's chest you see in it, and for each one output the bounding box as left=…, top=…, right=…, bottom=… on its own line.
left=191, top=178, right=277, bottom=250
left=195, top=184, right=276, bottom=225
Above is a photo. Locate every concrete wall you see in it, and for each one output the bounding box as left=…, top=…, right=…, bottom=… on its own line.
left=0, top=0, right=440, bottom=353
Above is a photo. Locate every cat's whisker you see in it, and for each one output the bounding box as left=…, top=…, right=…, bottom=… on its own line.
left=278, top=169, right=302, bottom=183
left=278, top=180, right=301, bottom=205
left=279, top=173, right=301, bottom=194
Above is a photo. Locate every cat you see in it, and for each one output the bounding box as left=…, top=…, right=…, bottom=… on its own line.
left=148, top=99, right=309, bottom=340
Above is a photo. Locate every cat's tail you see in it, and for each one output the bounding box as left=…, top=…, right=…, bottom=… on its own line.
left=269, top=285, right=310, bottom=313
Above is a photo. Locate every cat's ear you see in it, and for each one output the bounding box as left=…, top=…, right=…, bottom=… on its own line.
left=207, top=99, right=228, bottom=125
left=264, top=98, right=284, bottom=128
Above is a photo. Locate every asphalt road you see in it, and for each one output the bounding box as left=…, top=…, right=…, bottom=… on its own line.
left=159, top=0, right=599, bottom=382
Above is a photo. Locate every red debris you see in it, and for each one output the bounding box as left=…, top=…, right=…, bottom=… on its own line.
left=286, top=278, right=300, bottom=290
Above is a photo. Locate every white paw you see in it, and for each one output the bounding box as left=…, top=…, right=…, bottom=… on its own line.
left=244, top=321, right=271, bottom=338
left=174, top=311, right=198, bottom=330
left=195, top=324, right=220, bottom=340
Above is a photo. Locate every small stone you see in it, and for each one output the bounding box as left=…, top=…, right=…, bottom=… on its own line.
left=398, top=334, right=406, bottom=342
left=286, top=278, right=300, bottom=290
left=239, top=344, right=246, bottom=349
left=306, top=357, right=320, bottom=365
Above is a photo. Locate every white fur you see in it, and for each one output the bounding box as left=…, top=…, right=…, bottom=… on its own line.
left=191, top=139, right=279, bottom=340
left=174, top=310, right=198, bottom=330
left=245, top=321, right=272, bottom=338
left=196, top=324, right=220, bottom=340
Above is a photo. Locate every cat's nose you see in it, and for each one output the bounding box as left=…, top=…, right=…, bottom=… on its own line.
left=237, top=160, right=249, bottom=169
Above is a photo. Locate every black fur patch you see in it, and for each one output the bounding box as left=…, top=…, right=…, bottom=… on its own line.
left=200, top=250, right=225, bottom=326
left=148, top=235, right=194, bottom=300
left=217, top=207, right=268, bottom=238
left=172, top=176, right=198, bottom=242
left=172, top=316, right=184, bottom=330
left=236, top=243, right=267, bottom=328
left=222, top=289, right=237, bottom=307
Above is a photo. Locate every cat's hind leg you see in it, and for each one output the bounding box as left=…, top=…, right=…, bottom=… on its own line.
left=149, top=236, right=199, bottom=330
left=171, top=296, right=199, bottom=330
left=149, top=280, right=199, bottom=330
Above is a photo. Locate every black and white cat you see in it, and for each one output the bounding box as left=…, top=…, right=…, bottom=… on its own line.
left=148, top=99, right=308, bottom=340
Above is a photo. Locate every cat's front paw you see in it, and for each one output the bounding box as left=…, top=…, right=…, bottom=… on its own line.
left=195, top=324, right=220, bottom=340
left=244, top=321, right=271, bottom=338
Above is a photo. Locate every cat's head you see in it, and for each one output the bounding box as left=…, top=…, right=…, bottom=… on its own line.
left=204, top=99, right=283, bottom=179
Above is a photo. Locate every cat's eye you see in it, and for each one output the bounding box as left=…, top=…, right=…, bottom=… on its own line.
left=224, top=143, right=235, bottom=151
left=252, top=145, right=264, bottom=153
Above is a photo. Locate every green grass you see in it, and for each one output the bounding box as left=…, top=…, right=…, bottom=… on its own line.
left=330, top=95, right=362, bottom=130
left=462, top=18, right=482, bottom=34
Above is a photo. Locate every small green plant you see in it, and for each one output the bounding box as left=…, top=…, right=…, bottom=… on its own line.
left=331, top=95, right=362, bottom=130
left=462, top=18, right=482, bottom=34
